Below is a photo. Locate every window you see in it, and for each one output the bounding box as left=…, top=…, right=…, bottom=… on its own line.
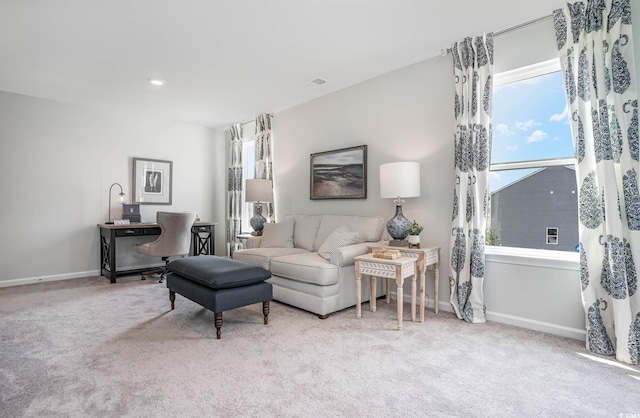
left=489, top=59, right=578, bottom=252
left=241, top=139, right=255, bottom=232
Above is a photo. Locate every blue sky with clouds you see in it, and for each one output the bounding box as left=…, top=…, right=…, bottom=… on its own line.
left=490, top=70, right=574, bottom=192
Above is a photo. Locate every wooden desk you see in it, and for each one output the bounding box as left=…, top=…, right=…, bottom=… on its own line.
left=354, top=253, right=416, bottom=330
left=368, top=245, right=440, bottom=321
left=97, top=222, right=216, bottom=283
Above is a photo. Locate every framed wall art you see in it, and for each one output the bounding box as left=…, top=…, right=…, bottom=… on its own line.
left=310, top=145, right=367, bottom=200
left=132, top=157, right=173, bottom=204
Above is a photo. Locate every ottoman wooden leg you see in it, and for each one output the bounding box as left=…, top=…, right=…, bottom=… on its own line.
left=263, top=301, right=270, bottom=325
left=169, top=290, right=175, bottom=310
left=215, top=312, right=223, bottom=339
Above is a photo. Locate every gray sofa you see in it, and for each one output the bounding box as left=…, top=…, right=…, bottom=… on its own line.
left=232, top=214, right=388, bottom=318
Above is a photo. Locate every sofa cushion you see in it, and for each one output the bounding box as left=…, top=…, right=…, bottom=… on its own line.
left=167, top=255, right=271, bottom=289
left=282, top=214, right=322, bottom=251
left=233, top=247, right=309, bottom=270
left=267, top=275, right=341, bottom=298
left=260, top=218, right=294, bottom=248
left=317, top=225, right=360, bottom=260
left=270, top=252, right=339, bottom=286
left=314, top=215, right=385, bottom=249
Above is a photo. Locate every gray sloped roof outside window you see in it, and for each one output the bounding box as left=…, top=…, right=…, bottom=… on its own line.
left=490, top=165, right=579, bottom=252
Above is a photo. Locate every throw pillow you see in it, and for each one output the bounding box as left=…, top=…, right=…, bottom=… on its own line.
left=317, top=225, right=359, bottom=260
left=259, top=218, right=294, bottom=248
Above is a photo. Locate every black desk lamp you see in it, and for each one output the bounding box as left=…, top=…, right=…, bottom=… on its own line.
left=107, top=182, right=127, bottom=224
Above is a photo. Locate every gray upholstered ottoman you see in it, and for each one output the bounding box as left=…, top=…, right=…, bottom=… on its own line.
left=166, top=255, right=272, bottom=339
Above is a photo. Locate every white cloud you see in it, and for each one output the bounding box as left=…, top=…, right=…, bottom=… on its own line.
left=495, top=123, right=514, bottom=136
left=506, top=145, right=519, bottom=152
left=550, top=106, right=569, bottom=123
left=490, top=172, right=502, bottom=181
left=526, top=130, right=548, bottom=143
left=515, top=119, right=536, bottom=131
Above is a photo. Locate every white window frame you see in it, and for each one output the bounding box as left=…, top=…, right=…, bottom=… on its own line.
left=487, top=58, right=578, bottom=267
left=491, top=58, right=570, bottom=174
left=241, top=139, right=255, bottom=233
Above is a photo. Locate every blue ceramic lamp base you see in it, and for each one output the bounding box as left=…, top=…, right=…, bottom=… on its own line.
left=250, top=204, right=266, bottom=236
left=386, top=204, right=410, bottom=247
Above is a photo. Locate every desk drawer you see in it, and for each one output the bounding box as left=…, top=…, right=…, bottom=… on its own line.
left=115, top=228, right=145, bottom=236
left=115, top=227, right=161, bottom=236
left=192, top=225, right=212, bottom=233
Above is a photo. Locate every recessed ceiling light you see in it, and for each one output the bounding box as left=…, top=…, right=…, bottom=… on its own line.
left=149, top=78, right=165, bottom=86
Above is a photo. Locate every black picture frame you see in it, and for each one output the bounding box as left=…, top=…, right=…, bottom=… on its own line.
left=310, top=145, right=367, bottom=200
left=132, top=157, right=173, bottom=204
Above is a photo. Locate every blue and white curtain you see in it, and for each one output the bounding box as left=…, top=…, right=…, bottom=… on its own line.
left=226, top=123, right=243, bottom=250
left=255, top=113, right=275, bottom=221
left=449, top=33, right=494, bottom=324
left=553, top=0, right=640, bottom=364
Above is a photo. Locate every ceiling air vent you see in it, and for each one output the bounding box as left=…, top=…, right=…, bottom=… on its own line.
left=304, top=78, right=328, bottom=88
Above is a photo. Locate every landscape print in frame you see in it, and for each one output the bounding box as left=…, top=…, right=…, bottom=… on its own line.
left=310, top=145, right=367, bottom=199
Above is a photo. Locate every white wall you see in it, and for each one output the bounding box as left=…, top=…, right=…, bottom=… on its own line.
left=275, top=56, right=454, bottom=231
left=0, top=91, right=226, bottom=286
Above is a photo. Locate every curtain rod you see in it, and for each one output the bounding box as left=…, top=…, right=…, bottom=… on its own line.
left=440, top=14, right=552, bottom=56
left=239, top=113, right=274, bottom=127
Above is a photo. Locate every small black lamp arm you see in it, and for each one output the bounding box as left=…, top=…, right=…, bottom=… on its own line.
left=107, top=182, right=127, bottom=224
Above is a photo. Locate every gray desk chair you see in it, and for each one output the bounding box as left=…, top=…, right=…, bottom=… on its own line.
left=136, top=211, right=197, bottom=283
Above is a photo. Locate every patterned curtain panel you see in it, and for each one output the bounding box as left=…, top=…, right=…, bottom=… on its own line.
left=448, top=33, right=494, bottom=324
left=226, top=123, right=243, bottom=248
left=255, top=113, right=275, bottom=221
left=553, top=0, right=640, bottom=364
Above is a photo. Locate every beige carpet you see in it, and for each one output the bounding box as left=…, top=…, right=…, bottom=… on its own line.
left=1, top=275, right=639, bottom=417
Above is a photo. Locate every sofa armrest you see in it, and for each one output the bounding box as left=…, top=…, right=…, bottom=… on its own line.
left=330, top=240, right=387, bottom=267
left=244, top=236, right=262, bottom=249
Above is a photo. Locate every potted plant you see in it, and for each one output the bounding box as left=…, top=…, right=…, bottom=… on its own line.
left=405, top=220, right=423, bottom=245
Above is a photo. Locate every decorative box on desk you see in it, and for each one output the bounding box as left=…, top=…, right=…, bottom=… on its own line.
left=122, top=204, right=141, bottom=223
left=367, top=244, right=440, bottom=320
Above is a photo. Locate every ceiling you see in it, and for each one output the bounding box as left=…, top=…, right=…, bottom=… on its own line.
left=0, top=0, right=564, bottom=129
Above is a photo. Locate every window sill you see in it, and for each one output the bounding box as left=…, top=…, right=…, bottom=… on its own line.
left=486, top=246, right=579, bottom=271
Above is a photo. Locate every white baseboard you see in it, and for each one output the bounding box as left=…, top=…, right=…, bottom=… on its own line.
left=434, top=299, right=586, bottom=341
left=0, top=270, right=101, bottom=288
left=0, top=263, right=164, bottom=288
left=391, top=289, right=586, bottom=341
left=484, top=310, right=586, bottom=341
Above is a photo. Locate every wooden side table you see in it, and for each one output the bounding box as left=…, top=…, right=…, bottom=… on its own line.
left=236, top=233, right=254, bottom=248
left=354, top=253, right=416, bottom=330
left=368, top=245, right=440, bottom=321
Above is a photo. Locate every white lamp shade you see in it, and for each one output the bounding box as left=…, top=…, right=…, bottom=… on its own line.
left=379, top=162, right=421, bottom=199
left=245, top=179, right=273, bottom=203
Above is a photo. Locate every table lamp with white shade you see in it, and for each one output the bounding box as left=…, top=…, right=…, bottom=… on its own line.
left=245, top=179, right=273, bottom=236
left=379, top=162, right=421, bottom=246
